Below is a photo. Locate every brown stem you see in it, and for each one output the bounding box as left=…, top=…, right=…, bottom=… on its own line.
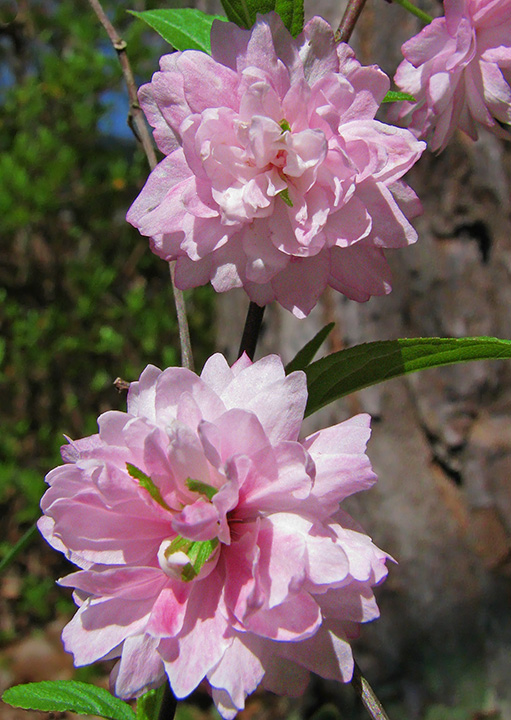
left=87, top=0, right=194, bottom=371
left=351, top=661, right=391, bottom=720
left=238, top=302, right=265, bottom=360
left=334, top=0, right=369, bottom=43
left=169, top=263, right=194, bottom=371
left=87, top=0, right=157, bottom=170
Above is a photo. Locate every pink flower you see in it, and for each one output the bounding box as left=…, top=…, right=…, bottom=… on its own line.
left=39, top=354, right=388, bottom=718
left=127, top=13, right=425, bottom=318
left=394, top=0, right=511, bottom=152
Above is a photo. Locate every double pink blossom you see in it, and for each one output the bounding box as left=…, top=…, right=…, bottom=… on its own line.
left=394, top=0, right=511, bottom=152
left=127, top=13, right=424, bottom=317
left=39, top=354, right=388, bottom=718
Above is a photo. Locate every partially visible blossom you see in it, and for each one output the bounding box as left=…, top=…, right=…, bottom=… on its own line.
left=127, top=13, right=425, bottom=318
left=39, top=354, right=389, bottom=718
left=394, top=0, right=511, bottom=152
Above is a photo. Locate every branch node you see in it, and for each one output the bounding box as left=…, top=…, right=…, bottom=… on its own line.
left=114, top=377, right=130, bottom=392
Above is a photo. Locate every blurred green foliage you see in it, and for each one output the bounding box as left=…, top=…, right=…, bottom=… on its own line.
left=0, top=0, right=215, bottom=550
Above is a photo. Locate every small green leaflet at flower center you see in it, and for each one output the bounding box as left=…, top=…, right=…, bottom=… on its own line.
left=126, top=463, right=171, bottom=510
left=277, top=120, right=294, bottom=207
left=126, top=464, right=220, bottom=582
left=164, top=535, right=219, bottom=582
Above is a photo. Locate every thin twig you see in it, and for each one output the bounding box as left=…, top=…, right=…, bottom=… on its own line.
left=352, top=661, right=391, bottom=720
left=87, top=0, right=194, bottom=371
left=335, top=0, right=369, bottom=43
left=169, top=263, right=194, bottom=371
left=238, top=302, right=265, bottom=360
left=87, top=0, right=157, bottom=170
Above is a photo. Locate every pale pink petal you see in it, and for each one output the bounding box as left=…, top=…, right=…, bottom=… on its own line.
left=210, top=20, right=251, bottom=71
left=59, top=567, right=167, bottom=601
left=276, top=625, right=354, bottom=682
left=208, top=636, right=265, bottom=713
left=241, top=441, right=314, bottom=511
left=138, top=81, right=181, bottom=155
left=199, top=410, right=272, bottom=469
left=146, top=585, right=190, bottom=638
left=329, top=243, right=392, bottom=301
left=126, top=152, right=193, bottom=237
left=154, top=368, right=225, bottom=425
left=62, top=596, right=152, bottom=666
left=112, top=635, right=166, bottom=699
left=298, top=17, right=339, bottom=85
left=304, top=416, right=377, bottom=509
left=318, top=583, right=381, bottom=623
left=254, top=514, right=308, bottom=607
left=160, top=574, right=232, bottom=697
left=177, top=52, right=239, bottom=113
left=271, top=251, right=330, bottom=318
left=244, top=591, right=321, bottom=641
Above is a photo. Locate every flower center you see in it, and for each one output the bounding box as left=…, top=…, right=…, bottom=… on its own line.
left=127, top=463, right=222, bottom=583
left=158, top=535, right=220, bottom=582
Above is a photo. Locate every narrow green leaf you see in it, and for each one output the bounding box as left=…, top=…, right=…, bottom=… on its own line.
left=382, top=90, right=416, bottom=103
left=220, top=0, right=255, bottom=28
left=128, top=9, right=227, bottom=53
left=136, top=686, right=165, bottom=720
left=391, top=0, right=433, bottom=24
left=304, top=337, right=511, bottom=417
left=126, top=463, right=170, bottom=511
left=186, top=478, right=218, bottom=500
left=285, top=322, right=335, bottom=374
left=3, top=681, right=136, bottom=720
left=0, top=523, right=38, bottom=574
left=220, top=0, right=304, bottom=36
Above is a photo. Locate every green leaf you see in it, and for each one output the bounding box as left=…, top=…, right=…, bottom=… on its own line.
left=305, top=337, right=511, bottom=417
left=382, top=90, right=416, bottom=103
left=285, top=322, right=335, bottom=374
left=136, top=686, right=165, bottom=720
left=186, top=478, right=218, bottom=500
left=3, top=681, right=136, bottom=720
left=128, top=9, right=227, bottom=53
left=275, top=0, right=304, bottom=37
left=126, top=463, right=170, bottom=511
left=220, top=0, right=303, bottom=36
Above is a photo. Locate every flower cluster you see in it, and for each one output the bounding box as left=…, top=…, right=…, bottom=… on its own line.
left=394, top=0, right=511, bottom=152
left=39, top=355, right=388, bottom=718
left=127, top=13, right=425, bottom=317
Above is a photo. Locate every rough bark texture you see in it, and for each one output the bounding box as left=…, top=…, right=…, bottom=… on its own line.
left=216, top=1, right=511, bottom=716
